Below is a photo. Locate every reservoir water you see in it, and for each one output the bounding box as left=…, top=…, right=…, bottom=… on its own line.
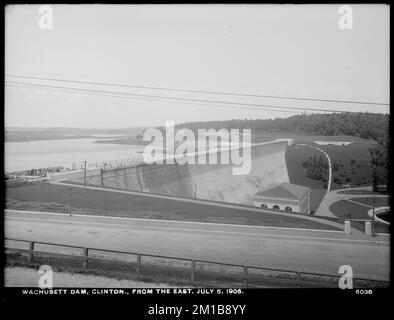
left=5, top=138, right=144, bottom=172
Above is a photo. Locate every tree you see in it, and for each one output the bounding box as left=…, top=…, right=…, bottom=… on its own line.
left=369, top=144, right=388, bottom=189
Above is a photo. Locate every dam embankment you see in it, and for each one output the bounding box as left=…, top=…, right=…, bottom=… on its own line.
left=50, top=140, right=290, bottom=204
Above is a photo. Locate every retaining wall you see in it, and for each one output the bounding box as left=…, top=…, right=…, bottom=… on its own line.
left=53, top=140, right=290, bottom=204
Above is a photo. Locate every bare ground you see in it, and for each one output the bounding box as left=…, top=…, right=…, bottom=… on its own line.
left=5, top=266, right=176, bottom=288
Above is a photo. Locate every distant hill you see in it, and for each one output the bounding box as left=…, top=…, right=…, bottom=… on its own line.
left=174, top=113, right=389, bottom=143
left=5, top=127, right=147, bottom=142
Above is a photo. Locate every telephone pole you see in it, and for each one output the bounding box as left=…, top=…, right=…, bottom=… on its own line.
left=67, top=187, right=72, bottom=216
left=372, top=173, right=376, bottom=237
left=84, top=160, right=87, bottom=188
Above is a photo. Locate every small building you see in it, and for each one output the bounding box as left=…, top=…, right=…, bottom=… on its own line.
left=275, top=138, right=294, bottom=146
left=254, top=182, right=311, bottom=214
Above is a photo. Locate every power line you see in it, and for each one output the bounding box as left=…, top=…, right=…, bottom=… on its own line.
left=4, top=80, right=325, bottom=113
left=5, top=81, right=300, bottom=114
left=6, top=80, right=384, bottom=115
left=6, top=74, right=389, bottom=106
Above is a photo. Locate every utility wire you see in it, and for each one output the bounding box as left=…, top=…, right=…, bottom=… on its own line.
left=5, top=81, right=300, bottom=114
left=6, top=80, right=384, bottom=115
left=6, top=74, right=389, bottom=106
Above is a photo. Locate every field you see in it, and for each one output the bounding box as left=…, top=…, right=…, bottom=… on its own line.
left=285, top=142, right=376, bottom=190
left=329, top=200, right=370, bottom=220
left=281, top=136, right=379, bottom=214
left=329, top=197, right=390, bottom=220
left=5, top=182, right=340, bottom=230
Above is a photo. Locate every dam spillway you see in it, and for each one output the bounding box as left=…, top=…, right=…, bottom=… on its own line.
left=55, top=140, right=290, bottom=205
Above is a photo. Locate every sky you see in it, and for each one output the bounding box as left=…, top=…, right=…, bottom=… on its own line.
left=5, top=4, right=390, bottom=128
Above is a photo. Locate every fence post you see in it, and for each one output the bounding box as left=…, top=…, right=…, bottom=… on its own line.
left=243, top=266, right=248, bottom=288
left=191, top=260, right=196, bottom=282
left=28, top=242, right=34, bottom=262
left=136, top=254, right=141, bottom=278
left=365, top=221, right=372, bottom=236
left=83, top=248, right=88, bottom=268
left=344, top=220, right=351, bottom=235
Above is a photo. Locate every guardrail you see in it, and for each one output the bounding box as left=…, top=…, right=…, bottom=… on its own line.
left=5, top=238, right=389, bottom=288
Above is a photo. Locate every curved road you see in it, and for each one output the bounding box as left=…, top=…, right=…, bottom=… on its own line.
left=5, top=210, right=390, bottom=283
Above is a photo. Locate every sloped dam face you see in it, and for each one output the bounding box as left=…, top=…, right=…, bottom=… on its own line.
left=63, top=140, right=289, bottom=205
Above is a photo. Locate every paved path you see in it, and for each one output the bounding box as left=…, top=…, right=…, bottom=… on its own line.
left=345, top=198, right=373, bottom=208
left=5, top=210, right=390, bottom=282
left=367, top=207, right=390, bottom=225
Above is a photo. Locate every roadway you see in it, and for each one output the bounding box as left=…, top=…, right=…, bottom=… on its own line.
left=5, top=210, right=390, bottom=282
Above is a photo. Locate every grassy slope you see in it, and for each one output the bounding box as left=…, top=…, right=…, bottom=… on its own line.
left=285, top=142, right=376, bottom=189
left=6, top=183, right=339, bottom=230
left=329, top=197, right=389, bottom=220
left=329, top=200, right=370, bottom=220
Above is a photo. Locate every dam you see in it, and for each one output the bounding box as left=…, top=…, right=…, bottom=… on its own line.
left=50, top=140, right=290, bottom=205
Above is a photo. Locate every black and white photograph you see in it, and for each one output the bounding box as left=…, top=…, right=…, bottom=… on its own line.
left=2, top=3, right=390, bottom=306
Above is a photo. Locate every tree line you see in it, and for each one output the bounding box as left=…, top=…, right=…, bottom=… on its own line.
left=174, top=112, right=389, bottom=143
